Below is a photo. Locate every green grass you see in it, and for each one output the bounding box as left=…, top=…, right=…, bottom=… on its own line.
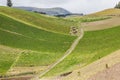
left=0, top=13, right=76, bottom=74
left=66, top=16, right=111, bottom=23
left=89, top=8, right=120, bottom=16
left=0, top=46, right=20, bottom=75
left=44, top=26, right=120, bottom=76
left=0, top=6, right=76, bottom=34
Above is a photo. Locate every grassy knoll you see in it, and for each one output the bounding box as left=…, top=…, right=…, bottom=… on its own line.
left=0, top=6, right=76, bottom=34
left=0, top=13, right=76, bottom=75
left=44, top=26, right=120, bottom=76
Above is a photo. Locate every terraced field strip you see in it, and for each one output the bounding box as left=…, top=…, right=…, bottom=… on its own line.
left=31, top=28, right=84, bottom=80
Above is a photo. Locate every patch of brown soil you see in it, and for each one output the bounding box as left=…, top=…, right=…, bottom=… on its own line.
left=88, top=63, right=120, bottom=80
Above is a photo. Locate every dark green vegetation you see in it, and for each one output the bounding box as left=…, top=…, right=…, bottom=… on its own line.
left=7, top=0, right=12, bottom=7
left=45, top=26, right=120, bottom=76
left=0, top=6, right=76, bottom=35
left=115, top=1, right=120, bottom=9
left=0, top=12, right=76, bottom=75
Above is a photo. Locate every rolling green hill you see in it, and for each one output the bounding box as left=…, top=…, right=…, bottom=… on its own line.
left=0, top=6, right=76, bottom=35
left=0, top=12, right=76, bottom=75
left=44, top=26, right=120, bottom=77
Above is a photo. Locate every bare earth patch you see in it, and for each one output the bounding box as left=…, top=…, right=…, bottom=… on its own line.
left=82, top=16, right=120, bottom=31
left=88, top=63, right=120, bottom=80
left=1, top=76, right=33, bottom=80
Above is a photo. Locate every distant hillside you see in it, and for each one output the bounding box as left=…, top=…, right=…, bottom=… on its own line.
left=89, top=8, right=120, bottom=16
left=14, top=6, right=84, bottom=17
left=14, top=6, right=71, bottom=16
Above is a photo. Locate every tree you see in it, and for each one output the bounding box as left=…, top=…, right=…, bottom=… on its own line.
left=7, top=0, right=12, bottom=7
left=115, top=1, right=120, bottom=9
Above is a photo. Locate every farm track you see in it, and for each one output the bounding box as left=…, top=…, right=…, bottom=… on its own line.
left=32, top=28, right=84, bottom=80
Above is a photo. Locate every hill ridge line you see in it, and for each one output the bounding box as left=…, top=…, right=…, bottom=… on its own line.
left=32, top=28, right=84, bottom=80
left=0, top=12, right=67, bottom=35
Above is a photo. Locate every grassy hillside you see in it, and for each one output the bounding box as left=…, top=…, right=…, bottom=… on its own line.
left=0, top=45, right=21, bottom=75
left=44, top=26, right=120, bottom=76
left=89, top=8, right=120, bottom=16
left=0, top=13, right=76, bottom=75
left=0, top=6, right=76, bottom=35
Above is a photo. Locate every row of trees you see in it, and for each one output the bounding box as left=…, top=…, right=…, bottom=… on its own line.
left=115, top=1, right=120, bottom=9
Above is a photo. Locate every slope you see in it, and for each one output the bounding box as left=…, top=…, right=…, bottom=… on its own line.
left=0, top=13, right=76, bottom=75
left=89, top=8, right=120, bottom=16
left=0, top=45, right=21, bottom=75
left=0, top=6, right=75, bottom=35
left=42, top=26, right=120, bottom=77
left=67, top=8, right=120, bottom=31
left=46, top=50, right=120, bottom=80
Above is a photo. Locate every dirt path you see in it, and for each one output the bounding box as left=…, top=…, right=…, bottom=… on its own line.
left=82, top=16, right=120, bottom=31
left=32, top=28, right=84, bottom=80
